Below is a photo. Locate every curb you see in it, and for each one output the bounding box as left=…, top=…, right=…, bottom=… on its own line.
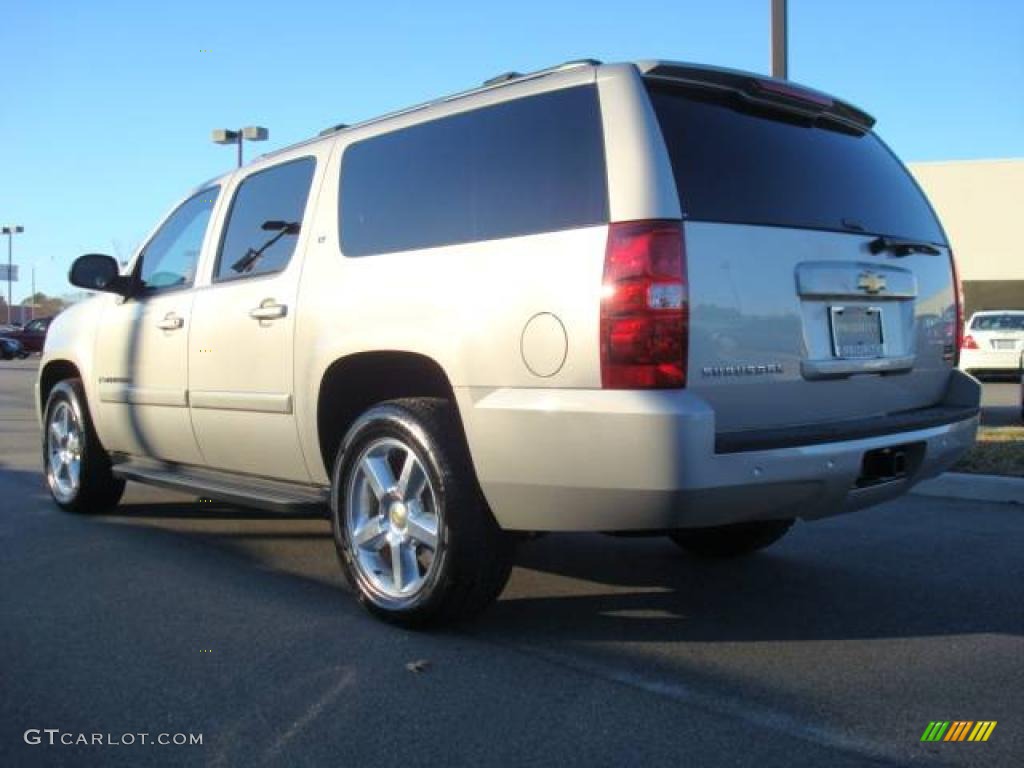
left=912, top=472, right=1024, bottom=505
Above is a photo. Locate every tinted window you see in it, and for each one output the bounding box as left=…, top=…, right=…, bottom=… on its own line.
left=971, top=314, right=1024, bottom=330
left=646, top=85, right=945, bottom=243
left=340, top=85, right=607, bottom=256
left=140, top=187, right=219, bottom=290
left=215, top=157, right=316, bottom=281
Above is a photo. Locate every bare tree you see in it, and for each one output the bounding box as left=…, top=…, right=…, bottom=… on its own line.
left=111, top=237, right=140, bottom=269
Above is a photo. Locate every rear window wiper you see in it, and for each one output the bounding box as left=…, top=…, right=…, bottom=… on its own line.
left=868, top=236, right=941, bottom=256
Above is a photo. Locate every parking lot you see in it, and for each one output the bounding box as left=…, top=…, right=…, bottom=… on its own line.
left=1, top=358, right=1021, bottom=767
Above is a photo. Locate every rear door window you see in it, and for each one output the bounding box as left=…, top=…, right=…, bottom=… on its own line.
left=646, top=84, right=945, bottom=244
left=339, top=85, right=608, bottom=256
left=215, top=157, right=316, bottom=281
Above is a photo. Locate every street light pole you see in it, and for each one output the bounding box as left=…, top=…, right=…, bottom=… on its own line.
left=2, top=225, right=24, bottom=325
left=771, top=0, right=788, bottom=79
left=211, top=126, right=269, bottom=167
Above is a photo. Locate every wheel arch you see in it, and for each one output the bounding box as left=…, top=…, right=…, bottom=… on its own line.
left=39, top=359, right=82, bottom=415
left=315, top=351, right=468, bottom=478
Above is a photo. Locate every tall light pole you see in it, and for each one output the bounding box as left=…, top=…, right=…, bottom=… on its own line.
left=771, top=0, right=788, bottom=79
left=211, top=126, right=269, bottom=167
left=2, top=225, right=23, bottom=325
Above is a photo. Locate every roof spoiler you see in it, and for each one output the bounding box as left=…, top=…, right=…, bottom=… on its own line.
left=638, top=61, right=875, bottom=134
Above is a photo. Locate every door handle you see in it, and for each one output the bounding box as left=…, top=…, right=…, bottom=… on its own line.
left=249, top=300, right=287, bottom=321
left=156, top=313, right=184, bottom=331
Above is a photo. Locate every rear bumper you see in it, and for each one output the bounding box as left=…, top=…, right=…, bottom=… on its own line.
left=456, top=371, right=981, bottom=531
left=959, top=347, right=1023, bottom=373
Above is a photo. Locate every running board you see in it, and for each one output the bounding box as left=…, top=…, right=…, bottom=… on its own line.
left=111, top=460, right=329, bottom=516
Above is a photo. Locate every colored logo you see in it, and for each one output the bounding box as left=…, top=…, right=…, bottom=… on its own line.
left=920, top=721, right=997, bottom=742
left=857, top=271, right=887, bottom=294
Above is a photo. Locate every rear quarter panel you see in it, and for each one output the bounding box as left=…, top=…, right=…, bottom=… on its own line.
left=293, top=132, right=608, bottom=484
left=293, top=62, right=712, bottom=484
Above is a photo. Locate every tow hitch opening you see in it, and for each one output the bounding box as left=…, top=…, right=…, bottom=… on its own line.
left=856, top=443, right=925, bottom=488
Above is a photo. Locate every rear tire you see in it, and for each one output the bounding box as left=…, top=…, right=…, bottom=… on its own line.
left=42, top=379, right=125, bottom=514
left=330, top=398, right=513, bottom=627
left=669, top=519, right=794, bottom=558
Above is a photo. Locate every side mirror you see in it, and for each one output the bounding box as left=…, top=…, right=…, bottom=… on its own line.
left=69, top=254, right=135, bottom=296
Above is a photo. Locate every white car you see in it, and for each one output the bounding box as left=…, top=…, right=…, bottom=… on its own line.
left=38, top=59, right=980, bottom=625
left=959, top=310, right=1024, bottom=375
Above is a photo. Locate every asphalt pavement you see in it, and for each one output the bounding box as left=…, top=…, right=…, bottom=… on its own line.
left=1, top=359, right=1021, bottom=767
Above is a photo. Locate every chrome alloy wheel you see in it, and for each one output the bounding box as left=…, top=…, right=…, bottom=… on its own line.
left=46, top=400, right=83, bottom=503
left=344, top=437, right=442, bottom=600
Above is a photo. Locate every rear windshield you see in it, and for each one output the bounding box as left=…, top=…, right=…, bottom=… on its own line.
left=646, top=84, right=945, bottom=244
left=971, top=314, right=1024, bottom=330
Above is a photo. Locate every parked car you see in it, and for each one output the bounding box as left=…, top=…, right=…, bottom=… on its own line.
left=959, top=310, right=1024, bottom=377
left=1, top=336, right=27, bottom=360
left=38, top=59, right=980, bottom=625
left=8, top=317, right=54, bottom=354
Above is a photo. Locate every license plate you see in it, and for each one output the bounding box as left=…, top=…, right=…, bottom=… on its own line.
left=993, top=339, right=1016, bottom=350
left=830, top=306, right=883, bottom=358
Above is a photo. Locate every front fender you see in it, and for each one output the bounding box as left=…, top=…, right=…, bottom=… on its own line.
left=36, top=296, right=109, bottom=426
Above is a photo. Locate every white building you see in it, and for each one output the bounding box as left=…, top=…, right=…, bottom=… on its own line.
left=909, top=158, right=1024, bottom=317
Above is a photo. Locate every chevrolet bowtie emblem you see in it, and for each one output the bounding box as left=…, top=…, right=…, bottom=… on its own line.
left=857, top=271, right=887, bottom=294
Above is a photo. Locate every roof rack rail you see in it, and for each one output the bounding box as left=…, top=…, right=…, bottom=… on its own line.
left=318, top=122, right=349, bottom=137
left=480, top=58, right=601, bottom=87
left=482, top=71, right=523, bottom=86
left=282, top=58, right=604, bottom=159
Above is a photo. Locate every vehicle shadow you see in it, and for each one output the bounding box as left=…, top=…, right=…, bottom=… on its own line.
left=98, top=497, right=1024, bottom=645
left=475, top=505, right=1024, bottom=644
left=8, top=463, right=1022, bottom=646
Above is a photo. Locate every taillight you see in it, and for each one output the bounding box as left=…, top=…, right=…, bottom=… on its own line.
left=600, top=220, right=688, bottom=389
left=950, top=252, right=965, bottom=364
left=753, top=78, right=834, bottom=108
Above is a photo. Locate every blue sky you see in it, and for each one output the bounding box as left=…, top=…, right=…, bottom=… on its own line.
left=2, top=0, right=1022, bottom=303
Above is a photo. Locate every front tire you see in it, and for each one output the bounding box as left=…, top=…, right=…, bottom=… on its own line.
left=330, top=398, right=513, bottom=627
left=43, top=379, right=125, bottom=513
left=669, top=519, right=794, bottom=558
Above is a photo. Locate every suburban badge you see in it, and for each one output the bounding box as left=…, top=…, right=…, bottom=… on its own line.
left=701, top=363, right=784, bottom=377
